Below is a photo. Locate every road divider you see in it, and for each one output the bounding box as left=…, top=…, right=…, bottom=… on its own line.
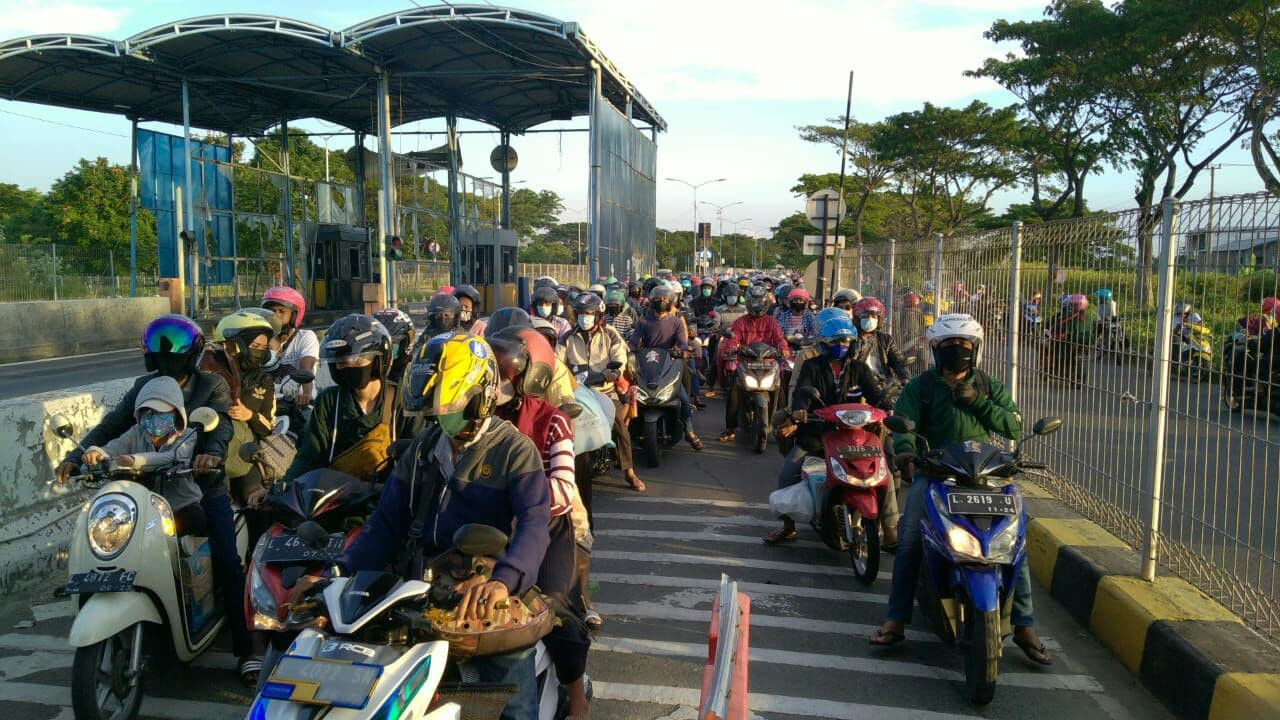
left=0, top=297, right=170, bottom=364
left=699, top=574, right=750, bottom=720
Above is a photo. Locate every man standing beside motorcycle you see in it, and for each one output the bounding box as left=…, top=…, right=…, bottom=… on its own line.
left=763, top=316, right=888, bottom=544
left=294, top=332, right=552, bottom=720
left=718, top=286, right=791, bottom=443
left=561, top=292, right=645, bottom=493
left=630, top=284, right=704, bottom=451
left=869, top=314, right=1051, bottom=666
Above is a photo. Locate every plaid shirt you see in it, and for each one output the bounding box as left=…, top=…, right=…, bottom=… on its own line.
left=775, top=309, right=817, bottom=339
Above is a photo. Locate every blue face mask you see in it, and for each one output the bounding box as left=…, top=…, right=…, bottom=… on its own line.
left=140, top=411, right=179, bottom=441
left=535, top=304, right=553, bottom=318
left=827, top=344, right=850, bottom=359
left=726, top=296, right=739, bottom=306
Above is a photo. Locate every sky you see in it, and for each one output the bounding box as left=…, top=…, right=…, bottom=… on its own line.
left=0, top=0, right=1268, bottom=238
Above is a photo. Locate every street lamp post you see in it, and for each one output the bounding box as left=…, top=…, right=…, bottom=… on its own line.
left=667, top=177, right=726, bottom=273
left=564, top=207, right=586, bottom=264
left=725, top=217, right=751, bottom=270
left=701, top=200, right=743, bottom=269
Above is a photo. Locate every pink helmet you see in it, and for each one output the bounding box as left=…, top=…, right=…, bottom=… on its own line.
left=787, top=287, right=811, bottom=303
left=262, top=286, right=306, bottom=328
left=1066, top=293, right=1089, bottom=312
left=439, top=284, right=455, bottom=295
left=1262, top=297, right=1278, bottom=319
left=854, top=297, right=886, bottom=318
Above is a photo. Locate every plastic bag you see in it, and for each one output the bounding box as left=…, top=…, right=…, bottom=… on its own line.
left=572, top=385, right=616, bottom=455
left=769, top=481, right=815, bottom=523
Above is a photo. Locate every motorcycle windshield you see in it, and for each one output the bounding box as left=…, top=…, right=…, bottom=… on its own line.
left=929, top=441, right=1018, bottom=486
left=338, top=571, right=402, bottom=626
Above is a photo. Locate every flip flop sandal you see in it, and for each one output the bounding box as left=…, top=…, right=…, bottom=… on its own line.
left=686, top=434, right=704, bottom=451
left=625, top=471, right=647, bottom=493
left=869, top=628, right=906, bottom=647
left=762, top=529, right=798, bottom=545
left=1014, top=636, right=1053, bottom=666
left=239, top=657, right=263, bottom=687
left=718, top=431, right=736, bottom=442
left=584, top=609, right=603, bottom=630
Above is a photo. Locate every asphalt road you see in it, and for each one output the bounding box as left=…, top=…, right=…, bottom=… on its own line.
left=0, top=349, right=144, bottom=399
left=0, top=400, right=1172, bottom=720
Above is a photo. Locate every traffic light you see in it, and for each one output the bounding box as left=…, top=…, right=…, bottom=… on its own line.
left=387, top=235, right=405, bottom=261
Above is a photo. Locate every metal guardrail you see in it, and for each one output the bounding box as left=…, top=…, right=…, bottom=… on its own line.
left=699, top=573, right=748, bottom=720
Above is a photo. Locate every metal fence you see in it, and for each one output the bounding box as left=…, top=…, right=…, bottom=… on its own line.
left=0, top=244, right=158, bottom=302
left=520, top=263, right=592, bottom=289
left=394, top=260, right=452, bottom=303
left=851, top=192, right=1280, bottom=640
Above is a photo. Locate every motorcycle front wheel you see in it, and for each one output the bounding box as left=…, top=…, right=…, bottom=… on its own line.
left=71, top=624, right=147, bottom=720
left=961, top=606, right=1000, bottom=706
left=844, top=506, right=880, bottom=584
left=644, top=418, right=661, bottom=468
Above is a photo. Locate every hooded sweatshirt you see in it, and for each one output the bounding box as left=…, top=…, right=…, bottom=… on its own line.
left=87, top=376, right=203, bottom=512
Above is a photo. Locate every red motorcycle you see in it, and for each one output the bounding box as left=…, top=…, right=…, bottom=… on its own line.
left=797, top=398, right=892, bottom=583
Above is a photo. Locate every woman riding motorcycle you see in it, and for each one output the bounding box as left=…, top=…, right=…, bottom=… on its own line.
left=453, top=283, right=483, bottom=331
left=532, top=285, right=572, bottom=340
left=776, top=288, right=817, bottom=341
left=205, top=310, right=278, bottom=512
left=262, top=286, right=317, bottom=408
left=852, top=297, right=911, bottom=385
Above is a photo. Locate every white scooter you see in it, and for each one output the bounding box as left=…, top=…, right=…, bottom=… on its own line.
left=247, top=524, right=568, bottom=720
left=50, top=409, right=247, bottom=720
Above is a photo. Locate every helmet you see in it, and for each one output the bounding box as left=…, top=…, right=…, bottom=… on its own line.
left=927, top=313, right=984, bottom=368
left=373, top=307, right=415, bottom=351
left=816, top=307, right=849, bottom=326
left=214, top=309, right=275, bottom=344
left=775, top=283, right=793, bottom=301
left=853, top=297, right=886, bottom=319
left=737, top=277, right=751, bottom=289
left=605, top=289, right=626, bottom=308
left=833, top=288, right=862, bottom=307
left=642, top=277, right=661, bottom=295
left=1095, top=288, right=1114, bottom=302
left=604, top=275, right=619, bottom=287
left=241, top=307, right=283, bottom=337
left=679, top=278, right=692, bottom=290
left=403, top=332, right=498, bottom=433
left=531, top=286, right=559, bottom=318
left=453, top=284, right=481, bottom=306
left=142, top=314, right=205, bottom=376
left=745, top=285, right=770, bottom=316
left=574, top=292, right=605, bottom=316
left=589, top=283, right=606, bottom=296
left=668, top=279, right=684, bottom=297
left=484, top=307, right=533, bottom=339
left=426, top=293, right=462, bottom=334
left=1174, top=301, right=1193, bottom=317
left=1262, top=297, right=1279, bottom=319
left=529, top=317, right=559, bottom=347
left=700, top=277, right=715, bottom=290
left=902, top=292, right=922, bottom=309
left=320, top=314, right=393, bottom=385
left=488, top=326, right=556, bottom=399
left=649, top=284, right=675, bottom=310
left=818, top=316, right=856, bottom=343
left=262, top=286, right=306, bottom=328
left=1065, top=294, right=1088, bottom=312
left=534, top=276, right=557, bottom=290
left=787, top=288, right=810, bottom=303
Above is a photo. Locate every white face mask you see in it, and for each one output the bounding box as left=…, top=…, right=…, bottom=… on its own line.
left=578, top=314, right=597, bottom=331
left=859, top=317, right=879, bottom=333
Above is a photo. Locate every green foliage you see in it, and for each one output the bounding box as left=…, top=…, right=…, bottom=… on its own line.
left=0, top=183, right=49, bottom=243
left=41, top=158, right=158, bottom=274
left=519, top=239, right=574, bottom=264
left=509, top=188, right=564, bottom=241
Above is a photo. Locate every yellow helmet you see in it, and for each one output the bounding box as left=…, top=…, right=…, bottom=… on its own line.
left=404, top=332, right=498, bottom=436
left=213, top=309, right=275, bottom=343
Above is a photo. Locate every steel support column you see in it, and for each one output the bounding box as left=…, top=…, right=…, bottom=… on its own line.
left=376, top=73, right=396, bottom=306
left=128, top=118, right=138, bottom=298
left=1141, top=198, right=1180, bottom=581
left=587, top=62, right=603, bottom=281
left=354, top=131, right=367, bottom=225
left=181, top=78, right=196, bottom=316
left=500, top=130, right=512, bottom=229
left=446, top=112, right=461, bottom=286
left=281, top=117, right=296, bottom=286
left=1006, top=221, right=1023, bottom=409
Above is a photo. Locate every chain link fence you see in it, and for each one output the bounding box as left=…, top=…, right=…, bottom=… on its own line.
left=0, top=244, right=158, bottom=301
left=847, top=191, right=1280, bottom=640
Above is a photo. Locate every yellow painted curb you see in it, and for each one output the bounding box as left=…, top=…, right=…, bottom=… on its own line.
left=1208, top=673, right=1280, bottom=720
left=1091, top=576, right=1242, bottom=674
left=1025, top=518, right=1129, bottom=588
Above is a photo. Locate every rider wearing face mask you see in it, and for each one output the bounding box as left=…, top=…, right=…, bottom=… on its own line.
left=690, top=278, right=718, bottom=318
left=207, top=310, right=279, bottom=508
left=531, top=285, right=572, bottom=340
left=283, top=314, right=419, bottom=484
left=453, top=284, right=483, bottom=332
left=776, top=288, right=817, bottom=340
left=852, top=297, right=910, bottom=384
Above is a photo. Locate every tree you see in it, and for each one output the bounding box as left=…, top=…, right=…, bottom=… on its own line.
left=0, top=183, right=49, bottom=243
left=1205, top=0, right=1280, bottom=196
left=41, top=158, right=158, bottom=273
left=798, top=119, right=895, bottom=243
left=508, top=188, right=564, bottom=241
left=519, top=239, right=573, bottom=264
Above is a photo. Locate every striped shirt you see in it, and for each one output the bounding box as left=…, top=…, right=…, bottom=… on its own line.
left=499, top=396, right=577, bottom=518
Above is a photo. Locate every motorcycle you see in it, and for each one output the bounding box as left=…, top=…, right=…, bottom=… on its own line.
left=1020, top=302, right=1042, bottom=345
left=247, top=524, right=563, bottom=720
left=273, top=369, right=317, bottom=441
left=1094, top=316, right=1132, bottom=362
left=630, top=347, right=686, bottom=468
left=1174, top=319, right=1214, bottom=381
left=1222, top=330, right=1279, bottom=416
left=793, top=392, right=892, bottom=583
left=884, top=413, right=1062, bottom=705
left=735, top=342, right=783, bottom=454
left=570, top=362, right=624, bottom=479
left=49, top=409, right=247, bottom=720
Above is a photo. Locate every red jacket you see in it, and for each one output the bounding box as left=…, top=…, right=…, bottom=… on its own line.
left=729, top=314, right=791, bottom=359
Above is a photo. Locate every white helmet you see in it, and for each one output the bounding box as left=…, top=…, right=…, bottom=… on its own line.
left=667, top=279, right=683, bottom=297
left=589, top=283, right=606, bottom=296
left=927, top=313, right=984, bottom=368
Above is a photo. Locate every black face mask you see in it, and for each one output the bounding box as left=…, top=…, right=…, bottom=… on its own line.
left=331, top=361, right=377, bottom=390
left=937, top=344, right=974, bottom=373
left=790, top=301, right=806, bottom=312
left=239, top=347, right=269, bottom=372
left=652, top=299, right=670, bottom=313
left=151, top=353, right=190, bottom=381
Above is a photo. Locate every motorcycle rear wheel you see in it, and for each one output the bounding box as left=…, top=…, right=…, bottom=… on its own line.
left=961, top=605, right=1000, bottom=706
left=71, top=624, right=146, bottom=720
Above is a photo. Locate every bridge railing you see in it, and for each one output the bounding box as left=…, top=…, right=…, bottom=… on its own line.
left=854, top=191, right=1280, bottom=640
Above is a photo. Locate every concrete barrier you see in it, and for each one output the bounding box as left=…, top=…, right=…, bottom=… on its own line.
left=0, top=297, right=171, bottom=364
left=0, top=378, right=135, bottom=600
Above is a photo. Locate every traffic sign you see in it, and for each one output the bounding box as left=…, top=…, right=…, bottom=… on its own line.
left=806, top=188, right=847, bottom=227
left=698, top=248, right=713, bottom=261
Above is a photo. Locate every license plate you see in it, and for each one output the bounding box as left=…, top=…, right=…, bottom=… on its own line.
left=747, top=362, right=775, bottom=370
left=947, top=492, right=1017, bottom=517
left=65, top=569, right=136, bottom=594
left=262, top=655, right=382, bottom=709
left=838, top=444, right=881, bottom=459
left=260, top=533, right=346, bottom=564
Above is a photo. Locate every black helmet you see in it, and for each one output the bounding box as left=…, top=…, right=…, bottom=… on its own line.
left=426, top=293, right=461, bottom=334
left=745, top=286, right=770, bottom=317
left=321, top=314, right=392, bottom=389
left=573, top=292, right=605, bottom=316
left=531, top=286, right=559, bottom=319
left=642, top=277, right=661, bottom=295
left=649, top=284, right=674, bottom=312
left=453, top=283, right=481, bottom=306
left=484, top=306, right=533, bottom=340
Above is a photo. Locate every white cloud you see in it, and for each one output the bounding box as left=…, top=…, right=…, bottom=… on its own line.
left=0, top=1, right=129, bottom=36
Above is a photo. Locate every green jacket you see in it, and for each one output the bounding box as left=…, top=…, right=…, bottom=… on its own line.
left=283, top=383, right=423, bottom=482
left=891, top=368, right=1022, bottom=457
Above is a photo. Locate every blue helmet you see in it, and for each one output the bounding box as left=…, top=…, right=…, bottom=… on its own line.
left=816, top=307, right=849, bottom=326
left=818, top=316, right=855, bottom=343
left=1095, top=288, right=1114, bottom=302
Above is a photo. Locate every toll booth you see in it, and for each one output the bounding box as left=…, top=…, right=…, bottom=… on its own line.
left=459, top=228, right=519, bottom=313
left=310, top=224, right=372, bottom=311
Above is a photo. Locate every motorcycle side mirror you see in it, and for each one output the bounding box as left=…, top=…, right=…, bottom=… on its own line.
left=1033, top=417, right=1063, bottom=436
left=296, top=520, right=330, bottom=549
left=453, top=524, right=509, bottom=557
left=290, top=369, right=316, bottom=385
left=49, top=414, right=76, bottom=440
left=189, top=407, right=220, bottom=433
left=884, top=415, right=916, bottom=434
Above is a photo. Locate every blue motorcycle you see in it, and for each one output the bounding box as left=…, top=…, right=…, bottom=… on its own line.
left=884, top=415, right=1062, bottom=705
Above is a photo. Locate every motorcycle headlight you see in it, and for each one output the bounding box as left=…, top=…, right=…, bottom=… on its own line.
left=149, top=494, right=175, bottom=537
left=759, top=371, right=777, bottom=391
left=744, top=374, right=759, bottom=390
left=986, top=512, right=1022, bottom=564
left=87, top=494, right=137, bottom=560
left=946, top=525, right=983, bottom=560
